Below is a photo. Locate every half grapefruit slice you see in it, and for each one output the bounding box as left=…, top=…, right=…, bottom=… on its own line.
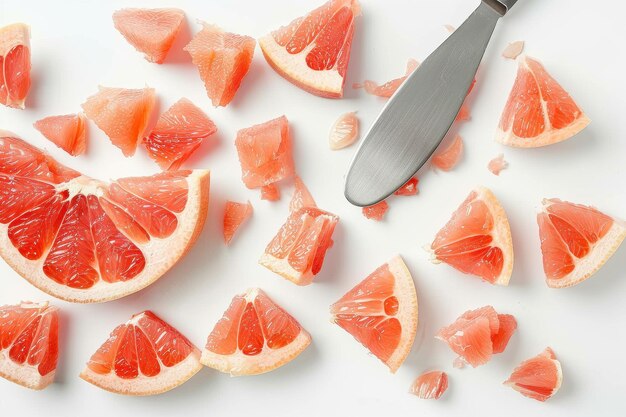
left=0, top=23, right=31, bottom=109
left=504, top=347, right=562, bottom=402
left=80, top=311, right=201, bottom=395
left=0, top=133, right=209, bottom=303
left=259, top=0, right=360, bottom=98
left=201, top=288, right=311, bottom=376
left=538, top=199, right=625, bottom=288
left=496, top=56, right=590, bottom=147
left=330, top=256, right=418, bottom=373
left=0, top=301, right=58, bottom=390
left=431, top=187, right=514, bottom=285
left=34, top=113, right=87, bottom=156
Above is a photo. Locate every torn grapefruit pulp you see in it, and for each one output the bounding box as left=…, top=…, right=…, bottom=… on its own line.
left=113, top=8, right=185, bottom=64
left=0, top=134, right=209, bottom=303
left=409, top=370, right=448, bottom=400
left=34, top=113, right=87, bottom=156
left=223, top=200, right=252, bottom=245
left=289, top=176, right=316, bottom=213
left=431, top=135, right=463, bottom=171
left=0, top=23, right=31, bottom=109
left=431, top=187, right=514, bottom=285
left=259, top=0, right=360, bottom=98
left=362, top=200, right=388, bottom=221
left=538, top=199, right=625, bottom=288
left=330, top=256, right=418, bottom=373
left=0, top=302, right=58, bottom=390
left=201, top=288, right=311, bottom=376
left=80, top=311, right=201, bottom=395
left=505, top=347, right=562, bottom=402
left=496, top=56, right=590, bottom=147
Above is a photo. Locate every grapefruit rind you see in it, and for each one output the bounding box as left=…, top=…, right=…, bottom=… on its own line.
left=0, top=354, right=55, bottom=390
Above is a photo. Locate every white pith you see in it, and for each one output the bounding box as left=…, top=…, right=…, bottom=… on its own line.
left=0, top=169, right=209, bottom=303
left=258, top=252, right=313, bottom=286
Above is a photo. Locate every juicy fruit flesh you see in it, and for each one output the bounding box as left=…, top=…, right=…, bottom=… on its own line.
left=410, top=371, right=448, bottom=400
left=505, top=348, right=561, bottom=402
left=223, top=200, right=253, bottom=244
left=359, top=58, right=419, bottom=98
left=0, top=23, right=31, bottom=109
left=394, top=177, right=418, bottom=196
left=289, top=176, right=316, bottom=213
left=34, top=114, right=87, bottom=156
left=87, top=311, right=195, bottom=379
left=329, top=111, right=359, bottom=150
left=432, top=135, right=463, bottom=171
left=362, top=200, right=388, bottom=221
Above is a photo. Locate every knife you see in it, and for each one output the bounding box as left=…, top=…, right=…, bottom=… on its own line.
left=344, top=0, right=519, bottom=207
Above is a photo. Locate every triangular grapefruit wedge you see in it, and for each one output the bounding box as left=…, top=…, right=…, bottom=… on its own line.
left=330, top=256, right=418, bottom=373
left=0, top=133, right=209, bottom=303
left=33, top=113, right=87, bottom=156
left=504, top=347, right=562, bottom=402
left=0, top=23, right=31, bottom=109
left=223, top=200, right=253, bottom=245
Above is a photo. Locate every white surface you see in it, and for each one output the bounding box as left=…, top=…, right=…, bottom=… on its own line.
left=1, top=0, right=625, bottom=416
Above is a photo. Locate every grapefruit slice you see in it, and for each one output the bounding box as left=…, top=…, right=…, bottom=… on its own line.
left=504, top=347, right=562, bottom=402
left=0, top=133, right=209, bottom=303
left=184, top=22, right=255, bottom=107
left=488, top=154, right=508, bottom=176
left=436, top=306, right=517, bottom=367
left=80, top=311, right=201, bottom=395
left=394, top=177, right=419, bottom=196
left=329, top=111, right=359, bottom=150
left=360, top=59, right=419, bottom=98
left=409, top=370, right=448, bottom=400
left=537, top=199, right=625, bottom=288
left=289, top=176, right=316, bottom=213
left=362, top=200, right=388, bottom=221
left=330, top=256, right=418, bottom=372
left=496, top=56, right=590, bottom=147
left=113, top=8, right=185, bottom=64
left=33, top=113, right=87, bottom=156
left=201, top=288, right=311, bottom=376
left=259, top=206, right=339, bottom=285
left=431, top=187, right=514, bottom=285
left=258, top=0, right=360, bottom=98
left=432, top=135, right=463, bottom=171
left=82, top=86, right=156, bottom=157
left=0, top=23, right=31, bottom=109
left=223, top=200, right=252, bottom=245
left=0, top=301, right=58, bottom=390
left=143, top=98, right=217, bottom=170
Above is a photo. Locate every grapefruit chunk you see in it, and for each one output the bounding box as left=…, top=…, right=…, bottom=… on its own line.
left=431, top=187, right=514, bottom=285
left=330, top=256, right=418, bottom=372
left=259, top=0, right=360, bottom=98
left=409, top=370, right=448, bottom=400
left=184, top=22, right=255, bottom=107
left=80, top=311, right=201, bottom=395
left=259, top=206, right=339, bottom=285
left=359, top=58, right=419, bottom=98
left=0, top=302, right=58, bottom=390
left=505, top=347, right=562, bottom=402
left=329, top=111, right=359, bottom=150
left=436, top=306, right=517, bottom=367
left=113, top=8, right=185, bottom=64
left=33, top=113, right=87, bottom=156
left=289, top=176, right=316, bottom=213
left=143, top=98, right=217, bottom=170
left=488, top=154, right=508, bottom=176
left=260, top=184, right=281, bottom=201
left=432, top=135, right=463, bottom=171
left=201, top=288, right=311, bottom=376
left=394, top=177, right=418, bottom=196
left=537, top=199, right=625, bottom=288
left=82, top=86, right=155, bottom=156
left=0, top=23, right=31, bottom=109
left=362, top=200, right=388, bottom=221
left=496, top=56, right=590, bottom=147
left=0, top=134, right=209, bottom=303
left=223, top=200, right=252, bottom=245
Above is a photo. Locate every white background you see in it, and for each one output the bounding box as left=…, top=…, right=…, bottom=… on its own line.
left=1, top=0, right=625, bottom=416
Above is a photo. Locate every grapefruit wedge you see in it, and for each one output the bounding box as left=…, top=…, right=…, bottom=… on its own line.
left=259, top=0, right=360, bottom=98
left=505, top=347, right=562, bottom=402
left=113, top=8, right=185, bottom=64
left=0, top=133, right=209, bottom=303
left=223, top=200, right=253, bottom=245
left=0, top=301, right=58, bottom=390
left=431, top=187, right=514, bottom=285
left=496, top=56, right=590, bottom=147
left=34, top=113, right=87, bottom=156
left=330, top=256, right=418, bottom=373
left=0, top=23, right=31, bottom=109
left=538, top=199, right=625, bottom=288
left=329, top=111, right=359, bottom=150
left=201, top=288, right=311, bottom=376
left=80, top=311, right=201, bottom=395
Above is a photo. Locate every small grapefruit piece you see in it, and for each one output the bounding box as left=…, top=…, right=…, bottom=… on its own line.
left=537, top=199, right=625, bottom=288
left=80, top=311, right=201, bottom=395
left=82, top=86, right=156, bottom=156
left=201, top=288, right=311, bottom=376
left=113, top=8, right=185, bottom=64
left=0, top=134, right=209, bottom=303
left=289, top=176, right=316, bottom=213
left=488, top=153, right=508, bottom=176
left=260, top=206, right=339, bottom=285
left=496, top=56, right=590, bottom=147
left=409, top=370, right=448, bottom=399
left=504, top=347, right=562, bottom=402
left=184, top=22, right=255, bottom=107
left=330, top=256, right=418, bottom=372
left=260, top=183, right=281, bottom=201
left=492, top=313, right=517, bottom=354
left=143, top=98, right=217, bottom=170
left=223, top=200, right=252, bottom=245
left=329, top=111, right=359, bottom=150
left=361, top=59, right=419, bottom=98
left=0, top=23, right=31, bottom=109
left=432, top=135, right=463, bottom=171
left=431, top=187, right=514, bottom=285
left=362, top=200, right=388, bottom=221
left=502, top=41, right=524, bottom=60
left=259, top=0, right=360, bottom=98
left=394, top=177, right=419, bottom=196
left=33, top=113, right=87, bottom=156
left=0, top=301, right=58, bottom=390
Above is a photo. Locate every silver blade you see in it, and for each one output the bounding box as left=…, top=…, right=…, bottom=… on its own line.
left=345, top=2, right=503, bottom=207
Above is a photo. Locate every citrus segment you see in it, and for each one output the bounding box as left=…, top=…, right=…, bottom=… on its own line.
left=34, top=113, right=87, bottom=156
left=409, top=370, right=448, bottom=400
left=488, top=154, right=508, bottom=176
left=329, top=111, right=359, bottom=150
left=362, top=200, right=388, bottom=221
left=502, top=41, right=524, bottom=60
left=432, top=135, right=463, bottom=171
left=223, top=200, right=253, bottom=245
left=0, top=23, right=31, bottom=109
left=505, top=347, right=562, bottom=402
